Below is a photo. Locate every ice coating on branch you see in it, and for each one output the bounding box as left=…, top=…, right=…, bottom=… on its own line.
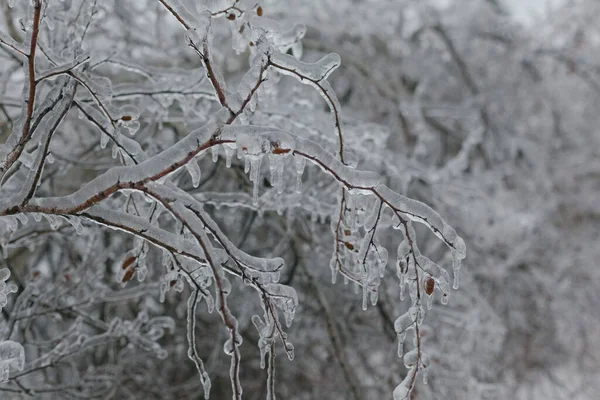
left=393, top=371, right=412, bottom=400
left=117, top=104, right=141, bottom=135
left=1, top=78, right=71, bottom=174
left=20, top=121, right=218, bottom=211
left=162, top=0, right=200, bottom=31
left=234, top=65, right=264, bottom=113
left=394, top=307, right=417, bottom=357
left=201, top=0, right=236, bottom=13
left=187, top=289, right=212, bottom=399
left=223, top=332, right=243, bottom=356
left=224, top=126, right=295, bottom=155
left=247, top=14, right=306, bottom=52
left=403, top=349, right=419, bottom=368
left=80, top=74, right=113, bottom=105
left=270, top=52, right=341, bottom=83
left=0, top=31, right=25, bottom=57
left=265, top=283, right=298, bottom=327
left=150, top=183, right=285, bottom=277
left=85, top=206, right=206, bottom=260
left=377, top=184, right=466, bottom=258
left=294, top=137, right=380, bottom=188
left=37, top=53, right=90, bottom=81
left=0, top=340, right=25, bottom=383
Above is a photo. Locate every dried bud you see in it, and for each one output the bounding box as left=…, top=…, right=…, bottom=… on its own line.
left=272, top=147, right=290, bottom=155
left=256, top=6, right=263, bottom=16
left=169, top=279, right=177, bottom=287
left=121, top=115, right=132, bottom=121
left=344, top=241, right=354, bottom=251
left=122, top=267, right=135, bottom=283
left=344, top=229, right=351, bottom=236
left=122, top=256, right=136, bottom=270
left=424, top=277, right=435, bottom=295
left=227, top=13, right=236, bottom=21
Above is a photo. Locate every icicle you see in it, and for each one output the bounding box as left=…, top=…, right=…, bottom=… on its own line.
left=248, top=155, right=263, bottom=206
left=329, top=254, right=338, bottom=284
left=44, top=215, right=60, bottom=230
left=268, top=154, right=277, bottom=185
left=46, top=153, right=54, bottom=164
left=211, top=144, right=219, bottom=162
left=268, top=154, right=285, bottom=193
left=400, top=280, right=406, bottom=301
left=275, top=157, right=285, bottom=194
left=100, top=131, right=109, bottom=149
left=244, top=156, right=250, bottom=173
left=284, top=342, right=295, bottom=360
left=2, top=217, right=17, bottom=233
left=15, top=214, right=28, bottom=226
left=362, top=280, right=368, bottom=311
left=370, top=287, right=379, bottom=306
left=426, top=293, right=433, bottom=310
left=137, top=263, right=148, bottom=282
left=67, top=216, right=83, bottom=235
left=186, top=161, right=201, bottom=188
left=452, top=254, right=461, bottom=290
left=224, top=145, right=235, bottom=168
left=441, top=293, right=449, bottom=305
left=294, top=157, right=305, bottom=193
left=159, top=281, right=167, bottom=303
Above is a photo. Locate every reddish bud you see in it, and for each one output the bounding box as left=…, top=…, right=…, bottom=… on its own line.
left=424, top=277, right=435, bottom=295
left=122, top=256, right=136, bottom=270
left=256, top=6, right=263, bottom=16
left=122, top=267, right=135, bottom=283
left=272, top=147, right=290, bottom=155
